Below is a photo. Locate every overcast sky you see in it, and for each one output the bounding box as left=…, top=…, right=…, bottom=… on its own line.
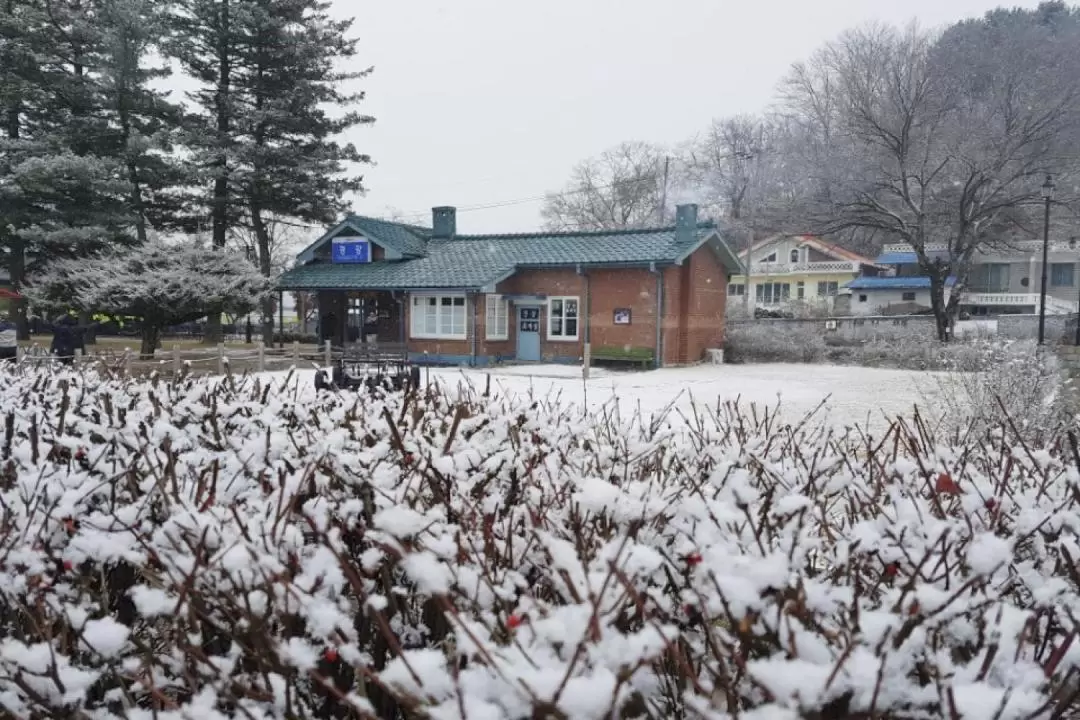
left=336, top=0, right=1043, bottom=234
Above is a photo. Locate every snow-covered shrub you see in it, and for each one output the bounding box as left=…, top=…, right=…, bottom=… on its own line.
left=928, top=338, right=1074, bottom=442
left=724, top=321, right=827, bottom=363
left=2, top=364, right=1080, bottom=718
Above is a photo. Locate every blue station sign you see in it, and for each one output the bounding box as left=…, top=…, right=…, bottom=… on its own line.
left=331, top=237, right=371, bottom=264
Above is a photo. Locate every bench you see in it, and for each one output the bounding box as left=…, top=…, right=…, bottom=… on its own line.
left=590, top=345, right=656, bottom=369
left=318, top=342, right=421, bottom=393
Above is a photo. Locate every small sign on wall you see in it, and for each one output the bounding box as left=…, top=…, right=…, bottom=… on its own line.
left=331, top=237, right=371, bottom=264
left=614, top=308, right=632, bottom=325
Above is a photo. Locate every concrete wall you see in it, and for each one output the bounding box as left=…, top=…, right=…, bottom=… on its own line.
left=728, top=313, right=1077, bottom=344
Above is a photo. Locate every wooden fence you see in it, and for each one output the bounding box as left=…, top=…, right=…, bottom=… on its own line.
left=14, top=340, right=339, bottom=377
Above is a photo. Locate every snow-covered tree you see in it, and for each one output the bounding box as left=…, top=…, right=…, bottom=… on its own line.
left=23, top=240, right=268, bottom=357
left=1, top=0, right=216, bottom=346
left=541, top=141, right=670, bottom=231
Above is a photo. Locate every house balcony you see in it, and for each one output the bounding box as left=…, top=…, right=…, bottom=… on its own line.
left=748, top=260, right=860, bottom=275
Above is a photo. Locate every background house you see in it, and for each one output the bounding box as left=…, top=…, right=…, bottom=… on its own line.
left=276, top=204, right=743, bottom=367
left=727, top=235, right=880, bottom=316
left=850, top=242, right=1080, bottom=316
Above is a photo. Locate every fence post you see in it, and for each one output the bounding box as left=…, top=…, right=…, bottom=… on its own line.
left=217, top=343, right=225, bottom=375
left=172, top=344, right=181, bottom=374
left=292, top=340, right=300, bottom=364
left=256, top=339, right=266, bottom=373
left=323, top=339, right=331, bottom=368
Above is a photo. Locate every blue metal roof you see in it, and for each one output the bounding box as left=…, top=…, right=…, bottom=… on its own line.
left=875, top=252, right=918, bottom=265
left=846, top=276, right=956, bottom=290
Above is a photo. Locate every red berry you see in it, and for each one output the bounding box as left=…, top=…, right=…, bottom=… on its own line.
left=507, top=614, right=523, bottom=630
left=685, top=553, right=703, bottom=566
left=935, top=473, right=960, bottom=495
left=985, top=498, right=998, bottom=512
left=323, top=647, right=339, bottom=662
left=62, top=560, right=73, bottom=572
left=884, top=562, right=899, bottom=577
left=74, top=448, right=86, bottom=461
left=403, top=453, right=415, bottom=465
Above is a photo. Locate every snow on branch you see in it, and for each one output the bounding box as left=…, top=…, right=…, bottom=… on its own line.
left=23, top=239, right=271, bottom=324
left=0, top=366, right=1077, bottom=718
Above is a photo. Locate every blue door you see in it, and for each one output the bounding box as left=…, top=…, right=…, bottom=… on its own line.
left=516, top=306, right=541, bottom=361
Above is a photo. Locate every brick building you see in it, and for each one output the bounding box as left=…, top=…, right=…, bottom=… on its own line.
left=276, top=204, right=742, bottom=367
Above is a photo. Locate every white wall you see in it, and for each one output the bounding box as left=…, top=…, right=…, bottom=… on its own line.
left=850, top=287, right=952, bottom=316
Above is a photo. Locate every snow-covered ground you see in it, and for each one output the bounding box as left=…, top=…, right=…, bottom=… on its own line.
left=313, top=362, right=945, bottom=433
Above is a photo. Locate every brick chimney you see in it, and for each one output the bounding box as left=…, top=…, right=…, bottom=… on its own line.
left=675, top=204, right=698, bottom=245
left=432, top=206, right=456, bottom=238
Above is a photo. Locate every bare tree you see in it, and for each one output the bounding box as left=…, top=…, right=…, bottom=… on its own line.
left=679, top=115, right=803, bottom=230
left=780, top=19, right=1080, bottom=340
left=230, top=217, right=306, bottom=343
left=541, top=141, right=669, bottom=231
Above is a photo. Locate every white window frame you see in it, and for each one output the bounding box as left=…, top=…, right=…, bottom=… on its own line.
left=410, top=293, right=467, bottom=340
left=547, top=296, right=580, bottom=342
left=485, top=295, right=509, bottom=340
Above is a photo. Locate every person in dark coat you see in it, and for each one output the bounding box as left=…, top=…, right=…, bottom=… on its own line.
left=50, top=315, right=84, bottom=366
left=0, top=310, right=16, bottom=363
left=362, top=310, right=378, bottom=345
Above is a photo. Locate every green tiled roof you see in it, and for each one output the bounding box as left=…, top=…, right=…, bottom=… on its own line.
left=278, top=218, right=741, bottom=291
left=344, top=216, right=430, bottom=257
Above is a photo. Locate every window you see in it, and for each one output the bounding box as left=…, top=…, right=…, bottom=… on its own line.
left=548, top=296, right=579, bottom=340
left=790, top=249, right=800, bottom=263
left=728, top=283, right=745, bottom=296
left=485, top=295, right=508, bottom=339
left=755, top=283, right=790, bottom=304
left=970, top=263, right=1010, bottom=293
left=1052, top=263, right=1075, bottom=287
left=858, top=294, right=868, bottom=303
left=796, top=281, right=805, bottom=299
left=410, top=294, right=466, bottom=339
left=817, top=281, right=838, bottom=297
left=762, top=252, right=777, bottom=263
left=901, top=292, right=917, bottom=302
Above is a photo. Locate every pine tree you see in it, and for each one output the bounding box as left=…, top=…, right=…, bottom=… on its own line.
left=235, top=0, right=371, bottom=343
left=0, top=0, right=135, bottom=339
left=167, top=0, right=249, bottom=343
left=97, top=0, right=190, bottom=243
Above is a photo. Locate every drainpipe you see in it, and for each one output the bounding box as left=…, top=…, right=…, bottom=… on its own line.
left=469, top=291, right=478, bottom=366
left=578, top=265, right=591, bottom=379
left=651, top=262, right=664, bottom=368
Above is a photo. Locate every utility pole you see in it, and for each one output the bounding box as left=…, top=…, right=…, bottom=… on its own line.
left=1039, top=175, right=1055, bottom=345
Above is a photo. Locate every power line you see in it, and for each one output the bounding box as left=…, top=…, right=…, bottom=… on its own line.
left=385, top=172, right=665, bottom=225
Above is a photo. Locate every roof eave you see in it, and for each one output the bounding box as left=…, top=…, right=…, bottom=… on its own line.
left=294, top=218, right=366, bottom=264
left=675, top=230, right=745, bottom=274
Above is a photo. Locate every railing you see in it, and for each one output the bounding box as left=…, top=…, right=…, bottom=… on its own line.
left=960, top=292, right=1078, bottom=314
left=961, top=293, right=1037, bottom=306
left=883, top=241, right=1080, bottom=256
left=748, top=261, right=859, bottom=275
